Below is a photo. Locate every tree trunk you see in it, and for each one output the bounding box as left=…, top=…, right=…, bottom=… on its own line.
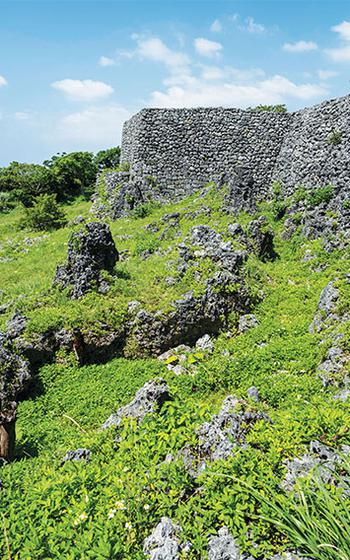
left=0, top=420, right=16, bottom=462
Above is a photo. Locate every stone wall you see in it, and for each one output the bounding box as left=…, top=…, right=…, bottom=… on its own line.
left=120, top=107, right=292, bottom=200
left=102, top=94, right=350, bottom=215
left=273, top=94, right=350, bottom=197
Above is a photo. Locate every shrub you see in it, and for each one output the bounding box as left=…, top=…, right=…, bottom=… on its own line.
left=20, top=194, right=67, bottom=231
left=249, top=104, right=287, bottom=113
left=307, top=185, right=333, bottom=206
left=94, top=147, right=121, bottom=170
left=327, top=130, right=343, bottom=146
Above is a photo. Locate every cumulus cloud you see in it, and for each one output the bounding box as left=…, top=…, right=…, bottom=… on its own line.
left=283, top=40, right=318, bottom=53
left=194, top=37, right=223, bottom=58
left=51, top=79, right=114, bottom=101
left=331, top=20, right=350, bottom=41
left=133, top=35, right=190, bottom=69
left=325, top=20, right=350, bottom=61
left=99, top=56, right=116, bottom=67
left=57, top=104, right=130, bottom=146
left=0, top=75, right=7, bottom=86
left=210, top=19, right=222, bottom=33
left=148, top=74, right=327, bottom=109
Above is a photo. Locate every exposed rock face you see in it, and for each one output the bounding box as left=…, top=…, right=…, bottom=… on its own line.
left=180, top=396, right=270, bottom=476
left=309, top=281, right=339, bottom=334
left=208, top=527, right=240, bottom=560
left=282, top=440, right=350, bottom=491
left=247, top=217, right=276, bottom=261
left=143, top=517, right=181, bottom=560
left=128, top=272, right=249, bottom=356
left=6, top=312, right=27, bottom=339
left=224, top=168, right=258, bottom=214
left=61, top=448, right=91, bottom=464
left=54, top=222, right=119, bottom=299
left=101, top=378, right=170, bottom=430
left=238, top=314, right=259, bottom=333
left=0, top=332, right=31, bottom=460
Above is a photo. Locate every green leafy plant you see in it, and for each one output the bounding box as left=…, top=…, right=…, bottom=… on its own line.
left=20, top=194, right=67, bottom=231
left=327, top=130, right=343, bottom=146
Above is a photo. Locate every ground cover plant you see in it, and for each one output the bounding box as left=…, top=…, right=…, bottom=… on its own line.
left=0, top=181, right=349, bottom=558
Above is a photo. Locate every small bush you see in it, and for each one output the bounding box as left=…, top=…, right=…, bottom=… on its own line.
left=307, top=185, right=333, bottom=206
left=327, top=130, right=342, bottom=146
left=20, top=194, right=67, bottom=231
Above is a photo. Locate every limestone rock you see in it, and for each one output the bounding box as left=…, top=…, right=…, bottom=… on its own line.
left=143, top=517, right=181, bottom=560
left=238, top=314, right=259, bottom=333
left=54, top=222, right=119, bottom=299
left=61, top=448, right=91, bottom=464
left=309, top=281, right=339, bottom=334
left=101, top=378, right=170, bottom=430
left=0, top=332, right=31, bottom=424
left=180, top=396, right=270, bottom=476
left=208, top=527, right=240, bottom=560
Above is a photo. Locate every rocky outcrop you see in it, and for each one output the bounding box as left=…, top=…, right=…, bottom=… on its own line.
left=128, top=272, right=249, bottom=356
left=208, top=527, right=240, bottom=560
left=0, top=332, right=31, bottom=460
left=309, top=281, right=339, bottom=334
left=143, top=517, right=182, bottom=560
left=101, top=378, right=170, bottom=430
left=54, top=222, right=119, bottom=299
left=180, top=396, right=270, bottom=477
left=283, top=440, right=350, bottom=491
left=61, top=448, right=91, bottom=465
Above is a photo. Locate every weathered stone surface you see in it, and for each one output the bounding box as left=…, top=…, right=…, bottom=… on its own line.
left=61, top=448, right=91, bottom=464
left=143, top=517, right=181, bottom=560
left=6, top=312, right=27, bottom=339
left=54, top=222, right=119, bottom=299
left=282, top=440, right=350, bottom=491
left=128, top=271, right=249, bottom=356
left=309, top=281, right=339, bottom=334
left=247, top=217, right=276, bottom=261
left=238, top=314, right=259, bottom=333
left=101, top=378, right=170, bottom=430
left=180, top=396, right=270, bottom=476
left=208, top=527, right=240, bottom=560
left=0, top=333, right=31, bottom=425
left=196, top=334, right=214, bottom=353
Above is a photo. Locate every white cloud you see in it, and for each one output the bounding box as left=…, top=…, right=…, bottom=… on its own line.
left=210, top=19, right=222, bottom=33
left=148, top=74, right=326, bottom=109
left=326, top=20, right=350, bottom=61
left=244, top=17, right=266, bottom=34
left=0, top=75, right=7, bottom=86
left=331, top=20, right=350, bottom=41
left=134, top=36, right=190, bottom=69
left=317, top=69, right=338, bottom=80
left=283, top=40, right=318, bottom=53
left=99, top=56, right=116, bottom=67
left=51, top=79, right=114, bottom=101
left=194, top=37, right=223, bottom=58
left=200, top=66, right=225, bottom=81
left=57, top=104, right=130, bottom=145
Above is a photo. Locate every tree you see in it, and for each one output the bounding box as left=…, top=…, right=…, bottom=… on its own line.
left=45, top=151, right=98, bottom=200
left=94, top=147, right=121, bottom=171
left=21, top=194, right=67, bottom=231
left=0, top=162, right=56, bottom=206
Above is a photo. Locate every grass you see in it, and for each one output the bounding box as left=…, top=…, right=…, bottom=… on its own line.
left=0, top=186, right=350, bottom=558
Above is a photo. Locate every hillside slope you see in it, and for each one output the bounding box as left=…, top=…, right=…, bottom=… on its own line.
left=0, top=184, right=350, bottom=559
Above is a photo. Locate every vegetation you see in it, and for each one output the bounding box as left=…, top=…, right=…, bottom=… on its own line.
left=249, top=104, right=287, bottom=113
left=20, top=194, right=67, bottom=231
left=0, top=147, right=120, bottom=209
left=0, top=178, right=349, bottom=558
left=327, top=130, right=343, bottom=146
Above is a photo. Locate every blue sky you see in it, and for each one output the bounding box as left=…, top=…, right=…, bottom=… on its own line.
left=1, top=0, right=350, bottom=165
